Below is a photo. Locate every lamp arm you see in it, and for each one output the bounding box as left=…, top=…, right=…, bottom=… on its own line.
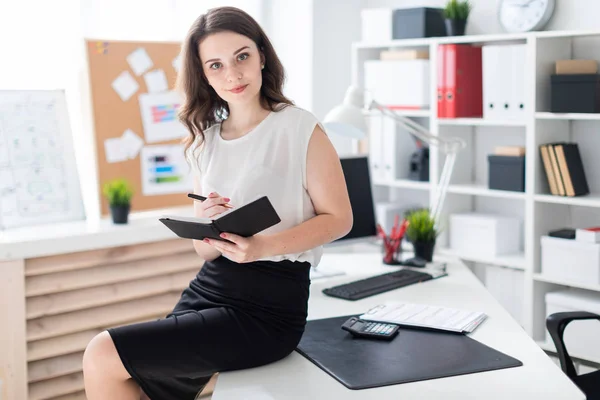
left=368, top=100, right=466, bottom=226
left=432, top=151, right=456, bottom=225
left=369, top=101, right=466, bottom=154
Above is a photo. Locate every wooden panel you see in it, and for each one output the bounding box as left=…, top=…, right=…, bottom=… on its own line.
left=28, top=353, right=83, bottom=383
left=27, top=269, right=195, bottom=319
left=27, top=313, right=170, bottom=362
left=28, top=330, right=99, bottom=363
left=27, top=292, right=180, bottom=341
left=26, top=252, right=200, bottom=297
left=0, top=259, right=28, bottom=400
left=85, top=39, right=188, bottom=216
left=25, top=238, right=191, bottom=276
left=50, top=391, right=87, bottom=400
left=28, top=372, right=83, bottom=400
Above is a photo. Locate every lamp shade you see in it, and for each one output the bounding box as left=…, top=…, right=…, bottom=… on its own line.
left=323, top=86, right=368, bottom=140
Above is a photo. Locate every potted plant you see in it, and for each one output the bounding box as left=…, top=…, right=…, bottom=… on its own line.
left=102, top=178, right=134, bottom=224
left=406, top=209, right=440, bottom=262
left=443, top=0, right=471, bottom=36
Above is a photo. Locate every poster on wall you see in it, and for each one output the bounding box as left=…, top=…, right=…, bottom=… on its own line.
left=0, top=90, right=85, bottom=230
left=140, top=144, right=192, bottom=196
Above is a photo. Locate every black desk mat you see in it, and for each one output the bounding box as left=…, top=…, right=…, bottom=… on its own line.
left=296, top=314, right=523, bottom=390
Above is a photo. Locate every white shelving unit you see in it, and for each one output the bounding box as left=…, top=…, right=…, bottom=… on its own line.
left=353, top=29, right=600, bottom=361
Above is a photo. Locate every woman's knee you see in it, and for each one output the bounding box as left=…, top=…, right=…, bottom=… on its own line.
left=83, top=331, right=130, bottom=381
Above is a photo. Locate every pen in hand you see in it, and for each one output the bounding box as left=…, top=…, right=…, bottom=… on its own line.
left=187, top=193, right=234, bottom=208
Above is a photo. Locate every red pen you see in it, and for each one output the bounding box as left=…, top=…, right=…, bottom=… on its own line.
left=376, top=223, right=387, bottom=238
left=392, top=214, right=399, bottom=235
left=377, top=223, right=391, bottom=249
left=397, top=219, right=409, bottom=239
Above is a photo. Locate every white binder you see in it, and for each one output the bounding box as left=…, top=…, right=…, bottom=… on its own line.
left=368, top=114, right=385, bottom=182
left=381, top=118, right=419, bottom=181
left=510, top=44, right=527, bottom=120
left=483, top=45, right=513, bottom=120
left=381, top=117, right=396, bottom=181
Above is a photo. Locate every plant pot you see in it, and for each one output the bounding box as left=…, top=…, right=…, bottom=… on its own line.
left=413, top=239, right=436, bottom=262
left=110, top=204, right=130, bottom=224
left=445, top=18, right=467, bottom=36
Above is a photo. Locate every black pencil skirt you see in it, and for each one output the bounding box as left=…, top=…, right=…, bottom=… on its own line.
left=107, top=255, right=312, bottom=400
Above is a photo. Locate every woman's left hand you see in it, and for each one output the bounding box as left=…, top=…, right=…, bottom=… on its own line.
left=203, top=233, right=269, bottom=263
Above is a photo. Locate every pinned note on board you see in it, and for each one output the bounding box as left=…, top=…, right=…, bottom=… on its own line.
left=122, top=129, right=144, bottom=158
left=127, top=47, right=154, bottom=76
left=103, top=129, right=144, bottom=163
left=111, top=71, right=139, bottom=102
left=144, top=69, right=169, bottom=93
left=95, top=41, right=109, bottom=54
left=172, top=55, right=182, bottom=73
left=104, top=136, right=129, bottom=163
left=140, top=144, right=192, bottom=196
left=139, top=91, right=187, bottom=143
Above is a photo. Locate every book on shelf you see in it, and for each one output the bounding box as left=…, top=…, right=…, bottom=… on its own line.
left=539, top=142, right=589, bottom=197
left=380, top=49, right=429, bottom=61
left=494, top=145, right=525, bottom=156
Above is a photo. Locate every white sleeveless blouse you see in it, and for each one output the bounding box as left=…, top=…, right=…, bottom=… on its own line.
left=186, top=104, right=324, bottom=266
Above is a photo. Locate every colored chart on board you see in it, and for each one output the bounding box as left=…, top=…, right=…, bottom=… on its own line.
left=139, top=91, right=188, bottom=143
left=151, top=103, right=178, bottom=123
left=140, top=144, right=191, bottom=196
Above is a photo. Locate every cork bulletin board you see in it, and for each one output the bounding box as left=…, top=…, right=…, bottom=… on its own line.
left=85, top=39, right=194, bottom=216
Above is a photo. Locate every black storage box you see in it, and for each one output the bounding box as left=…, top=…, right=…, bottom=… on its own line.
left=409, top=147, right=429, bottom=182
left=488, top=155, right=525, bottom=192
left=392, top=8, right=446, bottom=39
left=550, top=74, right=600, bottom=113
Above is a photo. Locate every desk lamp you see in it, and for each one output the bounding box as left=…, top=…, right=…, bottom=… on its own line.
left=323, top=85, right=466, bottom=225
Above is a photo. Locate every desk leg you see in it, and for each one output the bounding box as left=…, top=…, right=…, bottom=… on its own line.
left=0, top=259, right=27, bottom=400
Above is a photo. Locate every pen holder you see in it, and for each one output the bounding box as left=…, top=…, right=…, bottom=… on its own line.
left=382, top=237, right=402, bottom=265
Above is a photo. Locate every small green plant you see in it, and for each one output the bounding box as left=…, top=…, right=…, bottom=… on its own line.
left=406, top=209, right=439, bottom=243
left=102, top=178, right=134, bottom=206
left=443, top=0, right=471, bottom=20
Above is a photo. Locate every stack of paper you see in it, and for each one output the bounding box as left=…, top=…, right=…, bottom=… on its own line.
left=360, top=301, right=487, bottom=334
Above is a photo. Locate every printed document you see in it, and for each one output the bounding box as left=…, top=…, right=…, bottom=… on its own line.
left=361, top=301, right=487, bottom=333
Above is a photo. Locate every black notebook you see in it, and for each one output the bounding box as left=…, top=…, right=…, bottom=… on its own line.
left=159, top=196, right=281, bottom=241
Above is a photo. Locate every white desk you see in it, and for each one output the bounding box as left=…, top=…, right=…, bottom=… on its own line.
left=213, top=253, right=584, bottom=400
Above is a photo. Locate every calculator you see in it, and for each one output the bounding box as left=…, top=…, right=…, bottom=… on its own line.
left=341, top=317, right=400, bottom=340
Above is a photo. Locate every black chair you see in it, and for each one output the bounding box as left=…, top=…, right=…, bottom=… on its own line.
left=547, top=311, right=600, bottom=400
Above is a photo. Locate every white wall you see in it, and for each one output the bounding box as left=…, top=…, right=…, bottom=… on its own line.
left=360, top=0, right=600, bottom=34
left=263, top=0, right=314, bottom=111
left=263, top=0, right=362, bottom=118
left=311, top=0, right=361, bottom=121
left=263, top=0, right=362, bottom=156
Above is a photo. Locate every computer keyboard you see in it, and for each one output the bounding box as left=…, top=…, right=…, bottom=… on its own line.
left=322, top=268, right=434, bottom=301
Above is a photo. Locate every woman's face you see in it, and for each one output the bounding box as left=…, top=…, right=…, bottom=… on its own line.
left=199, top=31, right=264, bottom=105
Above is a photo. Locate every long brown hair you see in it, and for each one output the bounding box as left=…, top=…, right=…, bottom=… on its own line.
left=176, top=6, right=293, bottom=158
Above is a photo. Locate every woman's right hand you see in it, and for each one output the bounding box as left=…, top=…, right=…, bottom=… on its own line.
left=199, top=192, right=233, bottom=218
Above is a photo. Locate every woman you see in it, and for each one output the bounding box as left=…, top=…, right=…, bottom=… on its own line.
left=82, top=6, right=353, bottom=400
